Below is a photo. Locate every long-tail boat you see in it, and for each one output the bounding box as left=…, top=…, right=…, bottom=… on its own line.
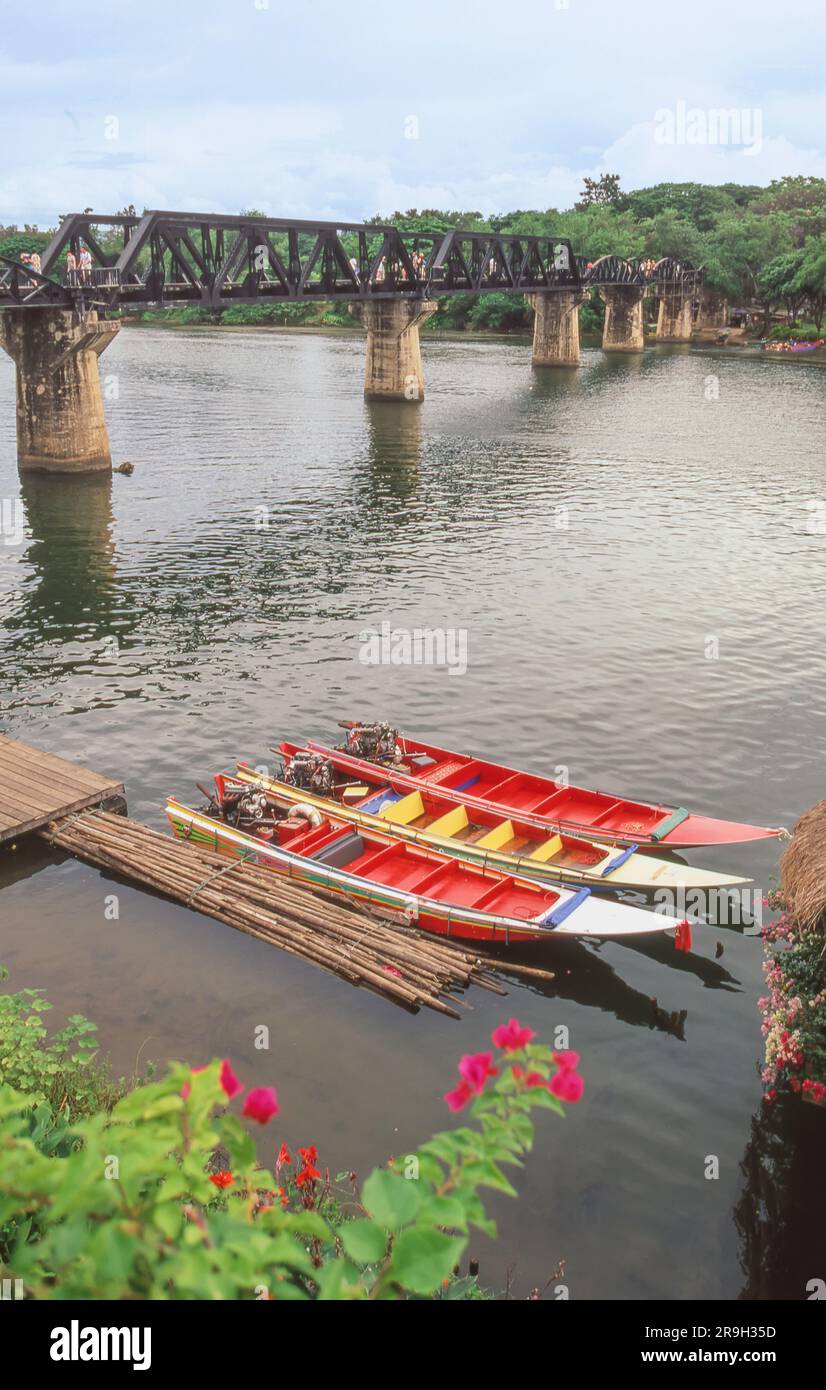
left=237, top=752, right=751, bottom=893
left=300, top=726, right=785, bottom=850
left=165, top=792, right=690, bottom=944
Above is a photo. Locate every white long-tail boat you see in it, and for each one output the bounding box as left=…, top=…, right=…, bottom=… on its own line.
left=166, top=792, right=692, bottom=946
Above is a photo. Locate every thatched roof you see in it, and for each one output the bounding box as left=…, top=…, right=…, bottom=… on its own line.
left=781, top=799, right=826, bottom=934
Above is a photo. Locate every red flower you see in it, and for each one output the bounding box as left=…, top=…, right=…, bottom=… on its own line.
left=458, top=1052, right=499, bottom=1093
left=242, top=1086, right=279, bottom=1124
left=492, top=1018, right=536, bottom=1052
left=444, top=1080, right=473, bottom=1112
left=219, top=1059, right=244, bottom=1101
left=296, top=1164, right=321, bottom=1187
left=299, top=1145, right=318, bottom=1165
left=549, top=1068, right=584, bottom=1103
left=512, top=1066, right=546, bottom=1088
left=278, top=1186, right=289, bottom=1208
left=277, top=1143, right=292, bottom=1167
left=209, top=1170, right=234, bottom=1189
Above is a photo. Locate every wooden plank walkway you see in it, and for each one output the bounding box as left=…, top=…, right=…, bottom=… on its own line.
left=0, top=735, right=124, bottom=844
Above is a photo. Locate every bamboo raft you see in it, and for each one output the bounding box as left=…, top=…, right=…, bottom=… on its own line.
left=42, top=809, right=555, bottom=1018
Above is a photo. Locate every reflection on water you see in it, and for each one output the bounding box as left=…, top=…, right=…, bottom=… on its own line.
left=2, top=325, right=825, bottom=1298
left=735, top=1095, right=826, bottom=1300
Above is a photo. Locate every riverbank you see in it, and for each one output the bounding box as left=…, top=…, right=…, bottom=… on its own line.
left=118, top=314, right=826, bottom=364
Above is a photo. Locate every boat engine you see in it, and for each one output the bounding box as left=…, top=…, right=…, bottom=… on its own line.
left=201, top=781, right=271, bottom=829
left=338, top=721, right=401, bottom=764
left=282, top=751, right=334, bottom=797
left=231, top=787, right=270, bottom=826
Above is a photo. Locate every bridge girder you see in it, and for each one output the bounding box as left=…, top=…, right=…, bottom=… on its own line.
left=1, top=212, right=703, bottom=313
left=29, top=211, right=582, bottom=309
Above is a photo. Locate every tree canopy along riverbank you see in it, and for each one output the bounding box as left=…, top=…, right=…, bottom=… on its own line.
left=3, top=178, right=825, bottom=334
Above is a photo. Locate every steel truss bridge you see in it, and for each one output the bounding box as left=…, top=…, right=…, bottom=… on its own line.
left=0, top=211, right=703, bottom=312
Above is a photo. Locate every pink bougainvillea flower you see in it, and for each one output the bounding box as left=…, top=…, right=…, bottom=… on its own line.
left=458, top=1052, right=499, bottom=1093
left=512, top=1066, right=546, bottom=1088
left=242, top=1086, right=279, bottom=1125
left=552, top=1050, right=581, bottom=1072
left=209, top=1170, right=234, bottom=1189
left=444, top=1080, right=473, bottom=1112
left=491, top=1018, right=536, bottom=1052
left=549, top=1068, right=585, bottom=1103
left=219, top=1059, right=244, bottom=1101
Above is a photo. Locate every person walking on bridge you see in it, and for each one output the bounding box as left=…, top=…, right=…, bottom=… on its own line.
left=79, top=245, right=92, bottom=285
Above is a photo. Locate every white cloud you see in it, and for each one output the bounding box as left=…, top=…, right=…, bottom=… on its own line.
left=2, top=3, right=826, bottom=227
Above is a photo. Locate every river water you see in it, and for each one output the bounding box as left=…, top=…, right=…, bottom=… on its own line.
left=1, top=324, right=825, bottom=1299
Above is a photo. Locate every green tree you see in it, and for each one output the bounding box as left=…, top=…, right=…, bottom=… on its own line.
left=793, top=235, right=826, bottom=330
left=756, top=250, right=808, bottom=322
left=708, top=211, right=794, bottom=303
left=617, top=182, right=745, bottom=231
left=575, top=174, right=622, bottom=209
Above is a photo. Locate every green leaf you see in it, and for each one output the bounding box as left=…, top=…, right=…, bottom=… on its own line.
left=314, top=1257, right=364, bottom=1300
left=153, top=1201, right=184, bottom=1240
left=281, top=1210, right=330, bottom=1241
left=388, top=1226, right=467, bottom=1295
left=417, top=1194, right=468, bottom=1231
left=340, top=1218, right=388, bottom=1265
left=361, top=1168, right=423, bottom=1232
left=459, top=1158, right=518, bottom=1197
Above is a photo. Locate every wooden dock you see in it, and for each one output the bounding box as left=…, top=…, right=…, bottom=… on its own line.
left=0, top=735, right=124, bottom=845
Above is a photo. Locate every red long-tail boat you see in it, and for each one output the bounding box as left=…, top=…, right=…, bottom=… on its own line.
left=299, top=726, right=785, bottom=851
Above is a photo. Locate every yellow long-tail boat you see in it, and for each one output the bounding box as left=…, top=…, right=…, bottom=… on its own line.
left=231, top=750, right=751, bottom=895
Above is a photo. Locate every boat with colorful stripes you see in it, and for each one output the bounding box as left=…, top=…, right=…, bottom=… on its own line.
left=300, top=725, right=785, bottom=850
left=165, top=794, right=689, bottom=944
left=237, top=753, right=750, bottom=893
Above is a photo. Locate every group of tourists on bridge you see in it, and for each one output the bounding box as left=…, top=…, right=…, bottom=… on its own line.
left=18, top=244, right=93, bottom=287
left=64, top=246, right=93, bottom=286
left=348, top=250, right=429, bottom=285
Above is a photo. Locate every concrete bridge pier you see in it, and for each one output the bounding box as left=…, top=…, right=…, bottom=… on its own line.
left=599, top=286, right=646, bottom=353
left=0, top=308, right=119, bottom=474
left=350, top=300, right=437, bottom=401
left=527, top=290, right=583, bottom=367
left=656, top=292, right=694, bottom=343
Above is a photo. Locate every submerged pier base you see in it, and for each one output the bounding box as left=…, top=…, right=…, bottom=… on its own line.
left=0, top=307, right=119, bottom=474
left=527, top=290, right=583, bottom=367
left=599, top=286, right=646, bottom=353
left=351, top=300, right=437, bottom=402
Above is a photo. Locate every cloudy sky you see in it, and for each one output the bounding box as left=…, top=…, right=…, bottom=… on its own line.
left=2, top=0, right=824, bottom=227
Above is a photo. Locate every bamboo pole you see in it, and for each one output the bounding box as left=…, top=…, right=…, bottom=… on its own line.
left=41, top=810, right=546, bottom=1016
